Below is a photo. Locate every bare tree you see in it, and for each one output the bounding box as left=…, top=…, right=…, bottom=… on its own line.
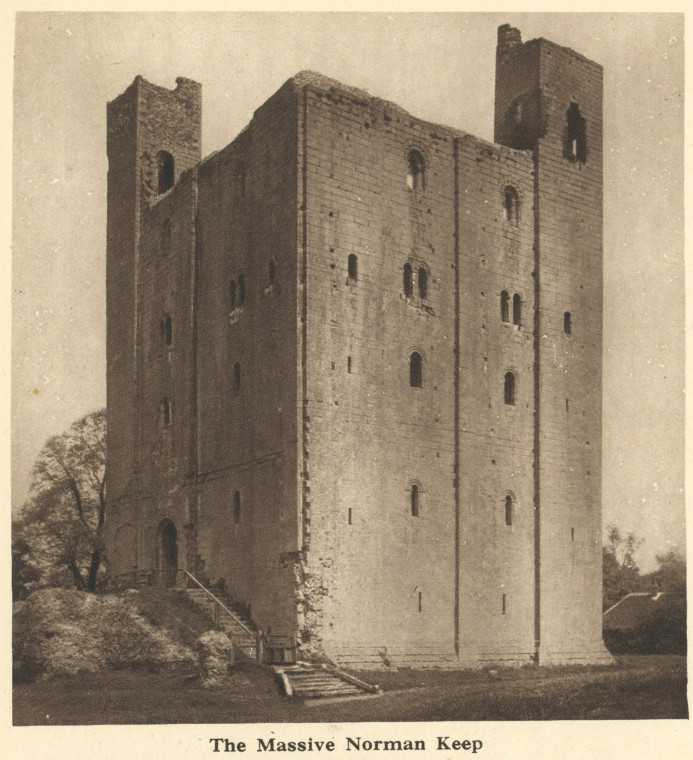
left=16, top=409, right=106, bottom=592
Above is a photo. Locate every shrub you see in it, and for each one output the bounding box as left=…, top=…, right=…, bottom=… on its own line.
left=13, top=588, right=195, bottom=681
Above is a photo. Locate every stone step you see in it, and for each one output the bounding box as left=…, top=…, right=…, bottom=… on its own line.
left=290, top=673, right=334, bottom=683
left=292, top=681, right=363, bottom=690
left=276, top=666, right=378, bottom=700
left=293, top=682, right=362, bottom=691
left=294, top=688, right=363, bottom=698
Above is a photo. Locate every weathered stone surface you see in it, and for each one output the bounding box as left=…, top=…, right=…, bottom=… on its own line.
left=104, top=24, right=610, bottom=668
left=196, top=630, right=234, bottom=688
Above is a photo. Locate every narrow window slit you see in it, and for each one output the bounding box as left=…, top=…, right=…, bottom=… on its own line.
left=347, top=254, right=358, bottom=283
left=411, top=484, right=420, bottom=516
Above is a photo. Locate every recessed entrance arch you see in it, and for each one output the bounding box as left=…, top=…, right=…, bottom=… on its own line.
left=157, top=519, right=178, bottom=587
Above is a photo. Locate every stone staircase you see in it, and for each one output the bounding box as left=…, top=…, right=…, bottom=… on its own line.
left=185, top=586, right=257, bottom=659
left=274, top=664, right=381, bottom=700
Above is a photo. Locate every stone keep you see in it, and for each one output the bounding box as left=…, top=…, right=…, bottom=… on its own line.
left=105, top=25, right=612, bottom=667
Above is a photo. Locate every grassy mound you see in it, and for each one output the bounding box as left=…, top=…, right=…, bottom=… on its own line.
left=125, top=587, right=218, bottom=648
left=13, top=588, right=196, bottom=681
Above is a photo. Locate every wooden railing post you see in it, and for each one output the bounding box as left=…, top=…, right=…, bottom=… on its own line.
left=181, top=569, right=255, bottom=638
left=256, top=631, right=264, bottom=663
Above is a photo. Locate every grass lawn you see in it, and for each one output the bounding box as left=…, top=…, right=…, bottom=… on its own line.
left=13, top=655, right=687, bottom=724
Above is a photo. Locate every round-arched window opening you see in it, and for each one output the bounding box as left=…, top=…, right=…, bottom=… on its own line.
left=504, top=371, right=516, bottom=405
left=512, top=293, right=522, bottom=327
left=418, top=267, right=428, bottom=299
left=403, top=263, right=413, bottom=298
left=158, top=519, right=178, bottom=587
left=411, top=484, right=420, bottom=517
left=503, top=185, right=519, bottom=224
left=501, top=290, right=510, bottom=323
left=157, top=151, right=175, bottom=195
left=410, top=352, right=423, bottom=388
left=406, top=150, right=425, bottom=195
left=505, top=495, right=514, bottom=526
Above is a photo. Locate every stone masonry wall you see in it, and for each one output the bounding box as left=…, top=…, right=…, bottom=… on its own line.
left=297, top=75, right=537, bottom=666
left=456, top=135, right=536, bottom=663
left=192, top=82, right=301, bottom=639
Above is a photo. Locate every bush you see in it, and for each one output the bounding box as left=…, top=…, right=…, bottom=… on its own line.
left=13, top=588, right=195, bottom=681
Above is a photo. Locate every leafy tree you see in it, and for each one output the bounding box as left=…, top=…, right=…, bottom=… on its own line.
left=648, top=549, right=686, bottom=594
left=15, top=409, right=107, bottom=592
left=602, top=524, right=645, bottom=610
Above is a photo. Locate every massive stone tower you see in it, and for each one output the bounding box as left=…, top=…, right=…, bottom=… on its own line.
left=105, top=25, right=610, bottom=667
left=494, top=24, right=607, bottom=664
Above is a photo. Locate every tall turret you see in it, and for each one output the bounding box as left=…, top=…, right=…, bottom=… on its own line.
left=106, top=76, right=201, bottom=572
left=495, top=25, right=610, bottom=664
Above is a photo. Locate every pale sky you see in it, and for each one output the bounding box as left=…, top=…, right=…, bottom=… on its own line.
left=11, top=12, right=684, bottom=572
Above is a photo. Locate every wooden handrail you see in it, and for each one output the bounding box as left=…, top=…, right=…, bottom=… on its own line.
left=181, top=569, right=255, bottom=638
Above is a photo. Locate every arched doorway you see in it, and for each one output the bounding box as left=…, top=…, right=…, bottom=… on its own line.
left=158, top=519, right=178, bottom=587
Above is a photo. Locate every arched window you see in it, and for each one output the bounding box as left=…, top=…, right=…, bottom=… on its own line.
left=410, top=352, right=423, bottom=388
left=403, top=263, right=413, bottom=298
left=503, top=185, right=519, bottom=224
left=406, top=150, right=425, bottom=195
left=233, top=362, right=241, bottom=391
left=268, top=259, right=276, bottom=283
left=501, top=290, right=510, bottom=323
left=418, top=267, right=428, bottom=299
left=161, top=218, right=171, bottom=257
left=157, top=151, right=175, bottom=195
left=233, top=491, right=241, bottom=523
left=162, top=397, right=171, bottom=425
left=566, top=103, right=587, bottom=162
left=505, top=495, right=513, bottom=526
left=238, top=273, right=246, bottom=305
left=564, top=311, right=572, bottom=335
left=162, top=314, right=172, bottom=347
left=512, top=293, right=522, bottom=327
left=504, top=371, right=516, bottom=405
left=229, top=280, right=237, bottom=309
left=411, top=484, right=420, bottom=517
left=347, top=254, right=358, bottom=283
